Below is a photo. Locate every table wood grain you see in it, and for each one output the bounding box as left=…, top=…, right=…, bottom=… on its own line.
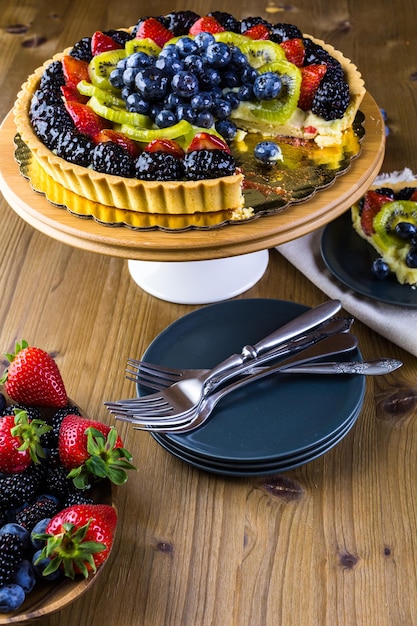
left=0, top=1, right=417, bottom=625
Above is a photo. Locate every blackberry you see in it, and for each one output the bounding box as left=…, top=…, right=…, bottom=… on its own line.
left=162, top=11, right=200, bottom=36
left=38, top=60, right=65, bottom=90
left=0, top=463, right=46, bottom=509
left=0, top=393, right=6, bottom=414
left=15, top=496, right=59, bottom=532
left=135, top=151, right=184, bottom=181
left=0, top=533, right=24, bottom=586
left=270, top=23, right=303, bottom=43
left=183, top=149, right=236, bottom=180
left=46, top=466, right=72, bottom=500
left=395, top=186, right=417, bottom=200
left=63, top=489, right=94, bottom=508
left=1, top=404, right=42, bottom=420
left=70, top=36, right=92, bottom=62
left=55, top=130, right=94, bottom=168
left=104, top=29, right=133, bottom=47
left=311, top=67, right=350, bottom=120
left=51, top=404, right=81, bottom=442
left=241, top=16, right=271, bottom=33
left=303, top=38, right=344, bottom=75
left=31, top=98, right=74, bottom=150
left=209, top=12, right=241, bottom=32
left=30, top=87, right=62, bottom=119
left=92, top=142, right=135, bottom=177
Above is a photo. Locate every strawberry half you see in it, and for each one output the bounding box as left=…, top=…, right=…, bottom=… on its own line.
left=187, top=132, right=231, bottom=154
left=360, top=190, right=393, bottom=236
left=145, top=138, right=185, bottom=158
left=298, top=64, right=327, bottom=111
left=0, top=409, right=51, bottom=473
left=58, top=414, right=136, bottom=488
left=61, top=55, right=89, bottom=90
left=189, top=16, right=225, bottom=36
left=280, top=38, right=305, bottom=67
left=1, top=340, right=67, bottom=407
left=34, top=503, right=117, bottom=578
left=65, top=101, right=110, bottom=137
left=244, top=24, right=271, bottom=40
left=60, top=85, right=89, bottom=104
left=136, top=17, right=173, bottom=48
left=91, top=30, right=122, bottom=56
left=94, top=129, right=141, bottom=158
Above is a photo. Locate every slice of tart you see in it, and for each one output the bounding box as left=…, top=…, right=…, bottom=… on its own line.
left=351, top=183, right=417, bottom=286
left=13, top=11, right=366, bottom=217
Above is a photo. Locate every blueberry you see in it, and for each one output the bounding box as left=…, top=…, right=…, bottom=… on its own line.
left=190, top=92, right=212, bottom=111
left=212, top=99, right=232, bottom=120
left=215, top=119, right=237, bottom=141
left=199, top=68, right=221, bottom=89
left=122, top=67, right=139, bottom=89
left=32, top=550, right=62, bottom=581
left=176, top=104, right=196, bottom=124
left=406, top=247, right=417, bottom=268
left=126, top=51, right=153, bottom=69
left=135, top=67, right=170, bottom=101
left=221, top=71, right=240, bottom=89
left=230, top=47, right=248, bottom=68
left=175, top=36, right=198, bottom=57
left=171, top=70, right=199, bottom=97
left=371, top=258, right=390, bottom=279
left=196, top=110, right=214, bottom=128
left=205, top=42, right=232, bottom=68
left=253, top=72, right=282, bottom=100
left=183, top=54, right=204, bottom=75
left=237, top=84, right=254, bottom=101
left=394, top=221, right=417, bottom=240
left=194, top=32, right=216, bottom=50
left=223, top=91, right=240, bottom=109
left=30, top=518, right=51, bottom=549
left=155, top=109, right=177, bottom=128
left=254, top=141, right=283, bottom=164
left=0, top=523, right=30, bottom=549
left=0, top=584, right=25, bottom=613
left=12, top=560, right=36, bottom=593
left=109, top=68, right=124, bottom=89
left=125, top=93, right=150, bottom=115
left=240, top=66, right=258, bottom=84
left=155, top=55, right=183, bottom=76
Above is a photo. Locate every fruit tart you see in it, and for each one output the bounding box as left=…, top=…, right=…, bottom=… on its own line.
left=351, top=183, right=417, bottom=286
left=13, top=11, right=366, bottom=218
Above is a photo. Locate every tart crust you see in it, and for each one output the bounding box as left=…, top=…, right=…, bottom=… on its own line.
left=13, top=35, right=365, bottom=216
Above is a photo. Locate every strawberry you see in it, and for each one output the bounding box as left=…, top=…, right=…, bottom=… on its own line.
left=243, top=23, right=271, bottom=40
left=0, top=409, right=51, bottom=473
left=189, top=16, right=225, bottom=36
left=360, top=190, right=393, bottom=236
left=280, top=38, right=305, bottom=67
left=60, top=85, right=89, bottom=104
left=145, top=138, right=185, bottom=158
left=94, top=129, right=141, bottom=158
left=91, top=30, right=122, bottom=56
left=61, top=55, right=89, bottom=90
left=136, top=17, right=173, bottom=48
left=34, top=504, right=117, bottom=578
left=187, top=132, right=231, bottom=154
left=1, top=340, right=67, bottom=407
left=298, top=64, right=327, bottom=111
left=65, top=101, right=110, bottom=137
left=58, top=414, right=136, bottom=488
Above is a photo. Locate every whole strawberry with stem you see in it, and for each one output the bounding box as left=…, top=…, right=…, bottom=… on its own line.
left=58, top=414, right=136, bottom=489
left=34, top=504, right=117, bottom=579
left=1, top=340, right=68, bottom=407
left=0, top=409, right=51, bottom=473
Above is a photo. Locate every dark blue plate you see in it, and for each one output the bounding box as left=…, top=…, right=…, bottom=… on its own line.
left=140, top=299, right=365, bottom=464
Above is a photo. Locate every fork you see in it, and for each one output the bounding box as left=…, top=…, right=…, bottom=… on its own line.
left=123, top=356, right=402, bottom=433
left=107, top=331, right=358, bottom=425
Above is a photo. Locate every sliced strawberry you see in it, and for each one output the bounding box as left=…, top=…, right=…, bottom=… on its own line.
left=280, top=38, right=305, bottom=67
left=298, top=64, right=327, bottom=111
left=136, top=17, right=173, bottom=48
left=65, top=101, right=110, bottom=138
left=95, top=129, right=141, bottom=158
left=144, top=138, right=185, bottom=158
left=243, top=24, right=271, bottom=40
left=360, top=190, right=393, bottom=236
left=187, top=132, right=231, bottom=153
left=61, top=55, right=89, bottom=90
left=60, top=85, right=89, bottom=104
left=189, top=16, right=225, bottom=36
left=91, top=30, right=122, bottom=56
left=410, top=189, right=417, bottom=201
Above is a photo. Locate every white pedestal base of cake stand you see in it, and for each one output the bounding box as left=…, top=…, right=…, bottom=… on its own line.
left=127, top=249, right=269, bottom=304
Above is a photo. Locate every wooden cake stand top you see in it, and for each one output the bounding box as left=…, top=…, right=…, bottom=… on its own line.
left=0, top=93, right=384, bottom=262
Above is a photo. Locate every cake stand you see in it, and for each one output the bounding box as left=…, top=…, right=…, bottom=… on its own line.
left=0, top=93, right=385, bottom=304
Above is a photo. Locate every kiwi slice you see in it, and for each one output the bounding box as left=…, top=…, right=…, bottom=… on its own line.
left=119, top=119, right=193, bottom=143
left=373, top=200, right=417, bottom=250
left=88, top=95, right=151, bottom=128
left=240, top=40, right=286, bottom=68
left=88, top=49, right=126, bottom=91
left=213, top=32, right=252, bottom=47
left=77, top=80, right=125, bottom=107
left=125, top=37, right=161, bottom=57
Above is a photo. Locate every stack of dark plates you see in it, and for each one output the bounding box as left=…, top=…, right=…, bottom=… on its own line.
left=139, top=299, right=365, bottom=477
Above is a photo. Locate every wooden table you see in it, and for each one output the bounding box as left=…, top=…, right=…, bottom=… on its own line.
left=0, top=1, right=416, bottom=624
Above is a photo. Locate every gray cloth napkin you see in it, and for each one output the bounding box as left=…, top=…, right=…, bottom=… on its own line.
left=276, top=169, right=417, bottom=357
